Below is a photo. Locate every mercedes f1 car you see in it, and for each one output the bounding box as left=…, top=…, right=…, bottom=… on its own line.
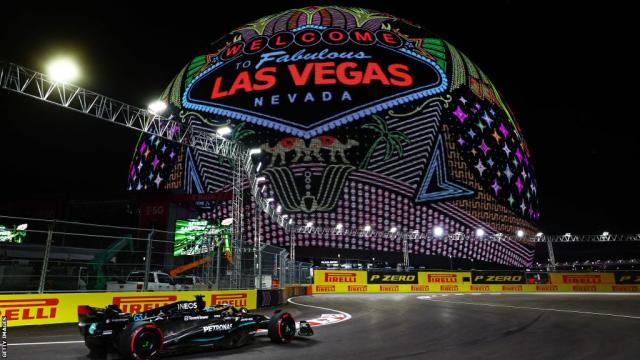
left=78, top=295, right=313, bottom=359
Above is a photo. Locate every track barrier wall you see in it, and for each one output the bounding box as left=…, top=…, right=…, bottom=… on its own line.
left=0, top=290, right=256, bottom=327
left=312, top=270, right=640, bottom=294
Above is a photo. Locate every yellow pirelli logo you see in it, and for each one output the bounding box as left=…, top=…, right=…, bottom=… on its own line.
left=0, top=298, right=58, bottom=321
left=348, top=285, right=368, bottom=292
left=315, top=285, right=336, bottom=292
left=411, top=285, right=429, bottom=292
left=502, top=285, right=522, bottom=292
left=210, top=293, right=247, bottom=307
left=470, top=285, right=490, bottom=292
left=563, top=275, right=601, bottom=284
left=112, top=295, right=177, bottom=314
left=440, top=285, right=459, bottom=292
left=428, top=274, right=457, bottom=283
left=324, top=272, right=357, bottom=283
left=379, top=285, right=399, bottom=292
left=612, top=285, right=639, bottom=292
left=536, top=285, right=558, bottom=291
left=572, top=285, right=597, bottom=292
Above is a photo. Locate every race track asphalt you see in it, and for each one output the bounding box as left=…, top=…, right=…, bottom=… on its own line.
left=6, top=293, right=640, bottom=359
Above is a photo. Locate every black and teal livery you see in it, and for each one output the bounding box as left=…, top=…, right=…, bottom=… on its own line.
left=78, top=295, right=312, bottom=359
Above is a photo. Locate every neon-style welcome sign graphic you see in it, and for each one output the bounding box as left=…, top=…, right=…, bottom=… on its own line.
left=184, top=26, right=448, bottom=138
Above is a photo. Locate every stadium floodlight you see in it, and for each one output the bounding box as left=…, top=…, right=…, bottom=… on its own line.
left=276, top=205, right=282, bottom=213
left=249, top=148, right=261, bottom=155
left=433, top=226, right=444, bottom=237
left=602, top=231, right=609, bottom=236
left=281, top=215, right=288, bottom=219
left=221, top=218, right=233, bottom=226
left=336, top=224, right=343, bottom=230
left=265, top=198, right=274, bottom=203
left=564, top=232, right=571, bottom=237
left=256, top=162, right=262, bottom=173
left=216, top=126, right=232, bottom=136
left=256, top=176, right=266, bottom=183
left=536, top=232, right=543, bottom=237
left=364, top=225, right=371, bottom=232
left=390, top=227, right=397, bottom=233
left=46, top=57, right=80, bottom=83
left=306, top=221, right=313, bottom=227
left=476, top=229, right=485, bottom=237
left=516, top=230, right=524, bottom=238
left=148, top=100, right=167, bottom=115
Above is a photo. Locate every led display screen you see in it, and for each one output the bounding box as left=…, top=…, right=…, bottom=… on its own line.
left=131, top=6, right=540, bottom=267
left=0, top=224, right=27, bottom=243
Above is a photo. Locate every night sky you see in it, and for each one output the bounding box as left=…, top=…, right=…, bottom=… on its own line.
left=1, top=1, right=637, bottom=234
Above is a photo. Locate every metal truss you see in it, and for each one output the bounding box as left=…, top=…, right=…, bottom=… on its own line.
left=0, top=62, right=291, bottom=287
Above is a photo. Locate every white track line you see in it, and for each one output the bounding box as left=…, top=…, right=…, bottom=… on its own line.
left=422, top=298, right=640, bottom=320
left=287, top=297, right=352, bottom=325
left=11, top=340, right=83, bottom=346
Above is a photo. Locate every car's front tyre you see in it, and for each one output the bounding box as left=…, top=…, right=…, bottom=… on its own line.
left=268, top=312, right=296, bottom=343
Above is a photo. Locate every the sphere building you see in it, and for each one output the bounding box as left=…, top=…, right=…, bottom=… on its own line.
left=128, top=6, right=540, bottom=266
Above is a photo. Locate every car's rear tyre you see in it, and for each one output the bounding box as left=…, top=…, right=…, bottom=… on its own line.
left=117, top=322, right=163, bottom=360
left=268, top=312, right=296, bottom=343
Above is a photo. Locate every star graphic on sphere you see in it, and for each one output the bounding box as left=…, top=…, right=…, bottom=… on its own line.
left=504, top=164, right=513, bottom=181
left=479, top=140, right=490, bottom=155
left=482, top=111, right=494, bottom=127
left=169, top=150, right=176, bottom=159
left=137, top=161, right=143, bottom=171
left=151, top=155, right=160, bottom=169
left=512, top=158, right=519, bottom=168
left=476, top=120, right=486, bottom=132
left=161, top=144, right=167, bottom=153
left=457, top=136, right=465, bottom=146
left=515, top=176, right=524, bottom=193
left=144, top=148, right=151, bottom=159
left=515, top=148, right=524, bottom=163
left=475, top=160, right=487, bottom=175
left=520, top=200, right=527, bottom=214
left=136, top=181, right=143, bottom=191
left=531, top=183, right=537, bottom=194
left=491, top=129, right=501, bottom=144
left=471, top=148, right=477, bottom=156
left=487, top=157, right=494, bottom=167
left=154, top=174, right=163, bottom=188
left=521, top=169, right=528, bottom=180
left=489, top=108, right=496, bottom=116
left=468, top=128, right=476, bottom=138
left=453, top=106, right=468, bottom=123
left=499, top=123, right=509, bottom=138
left=502, top=144, right=511, bottom=156
left=148, top=171, right=154, bottom=181
left=139, top=142, right=147, bottom=155
left=459, top=96, right=468, bottom=104
left=508, top=194, right=515, bottom=206
left=491, top=179, right=501, bottom=196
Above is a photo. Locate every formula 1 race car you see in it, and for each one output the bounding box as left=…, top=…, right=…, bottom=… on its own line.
left=77, top=295, right=313, bottom=359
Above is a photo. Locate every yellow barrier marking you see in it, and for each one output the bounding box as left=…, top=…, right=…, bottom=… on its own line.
left=421, top=298, right=640, bottom=320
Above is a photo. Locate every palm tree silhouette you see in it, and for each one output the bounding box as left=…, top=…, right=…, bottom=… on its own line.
left=359, top=115, right=410, bottom=170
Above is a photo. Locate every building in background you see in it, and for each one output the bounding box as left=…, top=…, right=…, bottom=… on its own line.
left=127, top=6, right=540, bottom=267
